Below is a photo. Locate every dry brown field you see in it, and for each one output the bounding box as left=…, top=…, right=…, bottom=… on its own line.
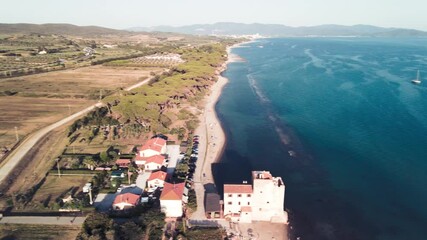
left=0, top=224, right=82, bottom=240
left=31, top=175, right=93, bottom=207
left=0, top=65, right=162, bottom=98
left=0, top=96, right=94, bottom=149
left=0, top=65, right=162, bottom=149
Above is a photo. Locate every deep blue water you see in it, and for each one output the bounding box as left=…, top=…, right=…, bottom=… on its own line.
left=213, top=38, right=427, bottom=240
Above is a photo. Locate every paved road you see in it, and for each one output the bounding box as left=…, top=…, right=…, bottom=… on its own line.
left=0, top=216, right=86, bottom=225
left=0, top=73, right=162, bottom=185
left=0, top=102, right=103, bottom=184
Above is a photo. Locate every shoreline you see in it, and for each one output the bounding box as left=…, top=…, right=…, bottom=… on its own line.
left=190, top=42, right=246, bottom=220
left=190, top=40, right=290, bottom=240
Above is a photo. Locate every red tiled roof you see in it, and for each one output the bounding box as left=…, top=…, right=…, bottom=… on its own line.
left=148, top=171, right=167, bottom=182
left=224, top=184, right=253, bottom=194
left=116, top=159, right=131, bottom=165
left=134, top=154, right=165, bottom=165
left=241, top=206, right=252, bottom=212
left=145, top=155, right=165, bottom=165
left=134, top=154, right=147, bottom=161
left=140, top=137, right=166, bottom=153
left=160, top=182, right=185, bottom=201
left=113, top=193, right=140, bottom=206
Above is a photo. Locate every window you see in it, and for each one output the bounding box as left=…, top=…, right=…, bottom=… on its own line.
left=248, top=202, right=250, bottom=205
left=247, top=194, right=251, bottom=197
left=228, top=194, right=232, bottom=197
left=267, top=201, right=270, bottom=204
left=228, top=202, right=232, bottom=205
left=238, top=202, right=241, bottom=205
left=237, top=194, right=242, bottom=197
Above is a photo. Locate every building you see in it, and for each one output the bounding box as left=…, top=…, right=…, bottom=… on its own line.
left=116, top=159, right=131, bottom=168
left=223, top=184, right=253, bottom=223
left=160, top=182, right=185, bottom=217
left=205, top=192, right=222, bottom=219
left=138, top=137, right=167, bottom=158
left=147, top=171, right=167, bottom=189
left=112, top=193, right=140, bottom=210
left=223, top=170, right=288, bottom=223
left=144, top=155, right=165, bottom=171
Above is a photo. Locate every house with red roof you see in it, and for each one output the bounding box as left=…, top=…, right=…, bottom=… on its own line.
left=115, top=159, right=131, bottom=168
left=160, top=182, right=186, bottom=217
left=147, top=170, right=167, bottom=189
left=140, top=155, right=165, bottom=171
left=112, top=193, right=141, bottom=210
left=138, top=137, right=167, bottom=158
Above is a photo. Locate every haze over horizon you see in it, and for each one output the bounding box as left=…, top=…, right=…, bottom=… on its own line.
left=1, top=0, right=427, bottom=31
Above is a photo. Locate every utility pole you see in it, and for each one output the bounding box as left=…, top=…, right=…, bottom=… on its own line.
left=14, top=126, right=19, bottom=142
left=56, top=158, right=61, bottom=178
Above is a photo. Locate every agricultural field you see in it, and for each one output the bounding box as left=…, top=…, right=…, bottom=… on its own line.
left=0, top=33, right=158, bottom=78
left=0, top=65, right=163, bottom=150
left=0, top=96, right=94, bottom=150
left=0, top=65, right=162, bottom=98
left=0, top=224, right=82, bottom=240
left=105, top=53, right=185, bottom=68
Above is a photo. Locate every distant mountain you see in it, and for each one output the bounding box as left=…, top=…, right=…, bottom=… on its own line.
left=0, top=23, right=129, bottom=36
left=129, top=22, right=427, bottom=37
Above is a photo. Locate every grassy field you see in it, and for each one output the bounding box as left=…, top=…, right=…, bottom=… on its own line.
left=0, top=224, right=82, bottom=240
left=0, top=65, right=162, bottom=150
left=30, top=175, right=93, bottom=208
left=0, top=125, right=70, bottom=208
left=0, top=96, right=95, bottom=149
left=0, top=65, right=162, bottom=98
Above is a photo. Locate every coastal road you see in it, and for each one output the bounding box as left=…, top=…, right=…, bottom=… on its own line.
left=0, top=73, right=162, bottom=185
left=0, top=216, right=86, bottom=225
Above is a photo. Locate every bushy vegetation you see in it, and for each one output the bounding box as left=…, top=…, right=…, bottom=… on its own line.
left=68, top=107, right=119, bottom=136
left=104, top=43, right=227, bottom=136
left=77, top=208, right=166, bottom=240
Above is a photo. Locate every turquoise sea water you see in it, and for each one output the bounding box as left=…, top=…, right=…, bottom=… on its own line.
left=214, top=38, right=427, bottom=240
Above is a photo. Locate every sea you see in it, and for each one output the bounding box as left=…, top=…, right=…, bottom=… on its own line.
left=213, top=38, right=427, bottom=240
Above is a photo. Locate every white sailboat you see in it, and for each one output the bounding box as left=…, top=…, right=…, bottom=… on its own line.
left=412, top=70, right=421, bottom=84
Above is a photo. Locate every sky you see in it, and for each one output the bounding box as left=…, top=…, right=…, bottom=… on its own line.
left=1, top=0, right=427, bottom=31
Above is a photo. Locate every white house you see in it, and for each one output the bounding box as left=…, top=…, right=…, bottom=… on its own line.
left=138, top=137, right=167, bottom=158
left=160, top=182, right=185, bottom=217
left=112, top=193, right=140, bottom=210
left=223, top=184, right=253, bottom=223
left=147, top=170, right=167, bottom=189
left=144, top=155, right=165, bottom=171
left=223, top=170, right=288, bottom=223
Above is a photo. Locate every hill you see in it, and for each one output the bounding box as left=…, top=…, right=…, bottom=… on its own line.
left=129, top=22, right=427, bottom=37
left=0, top=23, right=128, bottom=36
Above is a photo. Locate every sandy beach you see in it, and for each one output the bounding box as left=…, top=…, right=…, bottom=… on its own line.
left=189, top=41, right=289, bottom=239
left=190, top=46, right=234, bottom=220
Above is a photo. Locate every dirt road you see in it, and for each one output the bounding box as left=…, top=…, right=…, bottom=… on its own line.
left=0, top=216, right=86, bottom=225
left=0, top=74, right=160, bottom=184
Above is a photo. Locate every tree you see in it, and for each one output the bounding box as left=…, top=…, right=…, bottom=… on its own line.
left=99, top=151, right=110, bottom=163
left=114, top=221, right=144, bottom=240
left=78, top=212, right=113, bottom=240
left=83, top=156, right=97, bottom=170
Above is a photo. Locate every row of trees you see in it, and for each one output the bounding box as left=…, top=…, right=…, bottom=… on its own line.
left=77, top=206, right=166, bottom=240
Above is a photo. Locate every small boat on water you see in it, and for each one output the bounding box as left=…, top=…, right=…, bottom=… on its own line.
left=412, top=70, right=422, bottom=84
